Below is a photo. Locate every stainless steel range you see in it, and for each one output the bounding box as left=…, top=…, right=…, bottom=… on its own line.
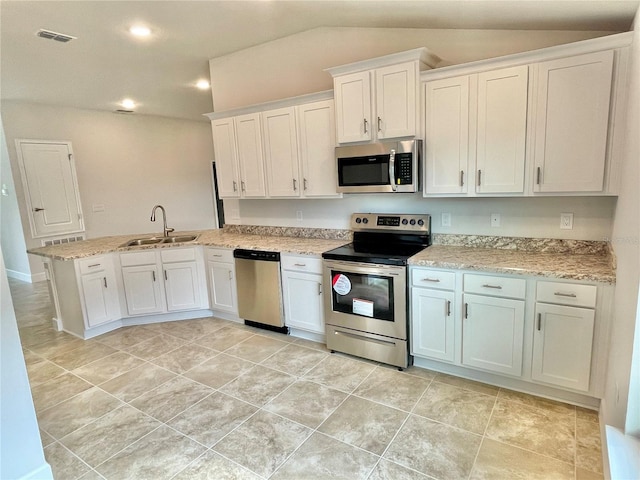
left=322, top=213, right=431, bottom=369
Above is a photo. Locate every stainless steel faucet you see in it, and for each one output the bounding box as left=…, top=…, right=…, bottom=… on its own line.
left=150, top=205, right=174, bottom=237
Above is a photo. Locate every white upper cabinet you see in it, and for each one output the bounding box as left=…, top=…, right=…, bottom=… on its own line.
left=423, top=76, right=470, bottom=195
left=327, top=48, right=440, bottom=144
left=476, top=66, right=529, bottom=194
left=375, top=62, right=417, bottom=140
left=532, top=50, right=614, bottom=193
left=297, top=100, right=340, bottom=197
left=263, top=107, right=300, bottom=197
left=334, top=71, right=373, bottom=143
left=211, top=118, right=241, bottom=198
left=235, top=113, right=267, bottom=198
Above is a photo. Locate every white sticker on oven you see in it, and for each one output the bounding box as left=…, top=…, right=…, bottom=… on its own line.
left=353, top=298, right=374, bottom=317
left=332, top=274, right=351, bottom=295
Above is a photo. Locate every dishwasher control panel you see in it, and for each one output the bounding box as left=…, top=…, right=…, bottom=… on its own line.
left=233, top=249, right=280, bottom=262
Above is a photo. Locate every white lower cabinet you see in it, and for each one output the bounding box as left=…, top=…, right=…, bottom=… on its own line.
left=120, top=248, right=203, bottom=316
left=206, top=248, right=238, bottom=314
left=281, top=254, right=324, bottom=334
left=77, top=256, right=120, bottom=328
left=462, top=293, right=525, bottom=376
left=411, top=288, right=455, bottom=362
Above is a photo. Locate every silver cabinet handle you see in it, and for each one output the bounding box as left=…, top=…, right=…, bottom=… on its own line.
left=537, top=313, right=542, bottom=331
left=446, top=300, right=451, bottom=317
left=152, top=271, right=156, bottom=282
left=164, top=270, right=168, bottom=281
left=211, top=254, right=223, bottom=258
left=422, top=278, right=440, bottom=283
left=318, top=283, right=322, bottom=295
left=477, top=170, right=482, bottom=186
left=228, top=270, right=233, bottom=280
left=293, top=178, right=297, bottom=191
left=389, top=149, right=396, bottom=192
left=460, top=170, right=465, bottom=187
left=554, top=292, right=577, bottom=298
left=482, top=284, right=502, bottom=289
left=464, top=303, right=469, bottom=319
left=294, top=263, right=307, bottom=267
left=377, top=116, right=382, bottom=132
left=34, top=207, right=45, bottom=212
left=536, top=167, right=542, bottom=185
left=241, top=181, right=246, bottom=192
left=103, top=277, right=107, bottom=288
left=303, top=178, right=308, bottom=191
left=363, top=118, right=368, bottom=134
left=87, top=263, right=101, bottom=268
left=232, top=181, right=237, bottom=192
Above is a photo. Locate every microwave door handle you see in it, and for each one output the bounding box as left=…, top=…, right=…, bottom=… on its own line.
left=389, top=149, right=397, bottom=191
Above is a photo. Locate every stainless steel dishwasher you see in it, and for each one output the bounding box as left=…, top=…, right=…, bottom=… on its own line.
left=233, top=249, right=287, bottom=333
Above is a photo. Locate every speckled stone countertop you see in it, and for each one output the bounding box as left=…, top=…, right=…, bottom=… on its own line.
left=27, top=229, right=349, bottom=261
left=409, top=245, right=615, bottom=284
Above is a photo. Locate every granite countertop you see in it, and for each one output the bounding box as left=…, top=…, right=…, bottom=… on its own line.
left=409, top=245, right=615, bottom=284
left=27, top=229, right=348, bottom=261
left=28, top=228, right=616, bottom=284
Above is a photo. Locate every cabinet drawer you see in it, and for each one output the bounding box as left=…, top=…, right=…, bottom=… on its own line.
left=206, top=248, right=234, bottom=263
left=536, top=281, right=597, bottom=308
left=77, top=256, right=107, bottom=274
left=161, top=247, right=196, bottom=263
left=281, top=254, right=323, bottom=274
left=411, top=268, right=455, bottom=290
left=464, top=273, right=526, bottom=299
left=120, top=251, right=157, bottom=267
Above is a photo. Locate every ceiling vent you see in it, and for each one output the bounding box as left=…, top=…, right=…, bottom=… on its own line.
left=36, top=29, right=76, bottom=43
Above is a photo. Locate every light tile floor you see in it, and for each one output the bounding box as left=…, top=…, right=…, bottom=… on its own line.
left=10, top=278, right=605, bottom=480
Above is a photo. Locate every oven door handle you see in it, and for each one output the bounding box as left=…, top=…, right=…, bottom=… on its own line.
left=389, top=149, right=397, bottom=191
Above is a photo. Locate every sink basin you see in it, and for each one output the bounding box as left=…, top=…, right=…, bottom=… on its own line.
left=120, top=234, right=199, bottom=248
left=160, top=235, right=199, bottom=244
left=121, top=237, right=164, bottom=247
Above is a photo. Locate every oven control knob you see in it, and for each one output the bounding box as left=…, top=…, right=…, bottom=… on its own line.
left=355, top=217, right=362, bottom=224
left=409, top=219, right=416, bottom=225
left=418, top=219, right=425, bottom=226
left=401, top=219, right=408, bottom=225
left=362, top=218, right=369, bottom=224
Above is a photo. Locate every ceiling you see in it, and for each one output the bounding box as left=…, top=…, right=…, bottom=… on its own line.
left=1, top=1, right=638, bottom=122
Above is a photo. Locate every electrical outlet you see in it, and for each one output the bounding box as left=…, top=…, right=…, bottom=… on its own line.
left=560, top=213, right=574, bottom=230
left=490, top=213, right=501, bottom=228
left=296, top=210, right=303, bottom=221
left=441, top=213, right=451, bottom=227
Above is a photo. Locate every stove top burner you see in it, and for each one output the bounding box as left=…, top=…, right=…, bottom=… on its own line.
left=322, top=213, right=431, bottom=266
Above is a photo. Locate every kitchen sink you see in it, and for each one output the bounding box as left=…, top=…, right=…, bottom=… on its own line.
left=120, top=234, right=199, bottom=247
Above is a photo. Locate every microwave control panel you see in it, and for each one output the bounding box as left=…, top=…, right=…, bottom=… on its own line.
left=395, top=153, right=413, bottom=185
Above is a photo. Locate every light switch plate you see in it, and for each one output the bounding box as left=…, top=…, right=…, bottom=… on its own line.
left=491, top=213, right=501, bottom=227
left=560, top=213, right=574, bottom=229
left=296, top=210, right=303, bottom=221
left=441, top=213, right=451, bottom=227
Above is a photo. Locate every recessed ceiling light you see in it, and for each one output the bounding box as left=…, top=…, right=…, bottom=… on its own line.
left=196, top=80, right=210, bottom=90
left=121, top=98, right=136, bottom=109
left=129, top=25, right=151, bottom=37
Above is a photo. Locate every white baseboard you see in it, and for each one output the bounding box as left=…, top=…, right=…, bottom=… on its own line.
left=19, top=461, right=54, bottom=480
left=5, top=269, right=32, bottom=283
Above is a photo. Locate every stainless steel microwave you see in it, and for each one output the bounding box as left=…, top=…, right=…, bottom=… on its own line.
left=336, top=140, right=421, bottom=193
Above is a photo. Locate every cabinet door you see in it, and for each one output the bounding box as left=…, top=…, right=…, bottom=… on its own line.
left=532, top=303, right=595, bottom=392
left=235, top=113, right=267, bottom=197
left=424, top=76, right=469, bottom=194
left=375, top=61, right=417, bottom=139
left=334, top=71, right=372, bottom=143
left=164, top=262, right=201, bottom=312
left=533, top=50, right=613, bottom=193
left=122, top=265, right=164, bottom=316
left=476, top=66, right=528, bottom=194
left=211, top=118, right=240, bottom=198
left=80, top=271, right=117, bottom=328
left=411, top=288, right=455, bottom=362
left=297, top=101, right=339, bottom=197
left=462, top=294, right=525, bottom=376
left=208, top=260, right=238, bottom=314
left=282, top=270, right=324, bottom=334
left=263, top=107, right=300, bottom=197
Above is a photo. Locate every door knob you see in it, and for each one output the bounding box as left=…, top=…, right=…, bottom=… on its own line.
left=34, top=207, right=45, bottom=212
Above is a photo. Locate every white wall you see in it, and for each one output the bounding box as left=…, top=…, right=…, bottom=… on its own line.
left=210, top=26, right=615, bottom=111
left=602, top=7, right=640, bottom=432
left=0, top=117, right=30, bottom=280
left=0, top=251, right=53, bottom=479
left=228, top=195, right=615, bottom=241
left=1, top=102, right=216, bottom=279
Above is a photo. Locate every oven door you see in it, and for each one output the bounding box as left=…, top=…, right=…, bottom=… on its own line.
left=323, top=259, right=407, bottom=340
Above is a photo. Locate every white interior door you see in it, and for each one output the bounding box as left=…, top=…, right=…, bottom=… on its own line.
left=16, top=140, right=84, bottom=238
